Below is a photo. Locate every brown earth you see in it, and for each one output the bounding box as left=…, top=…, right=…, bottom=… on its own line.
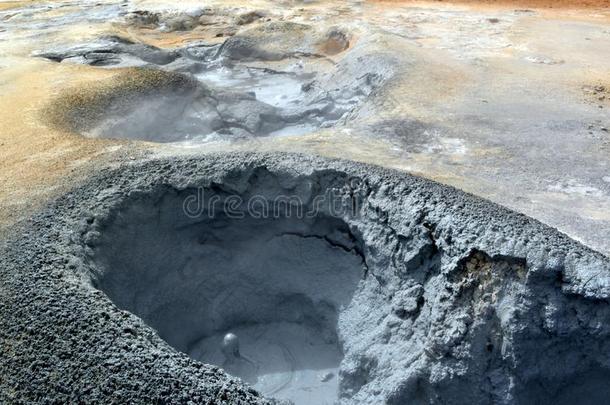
left=1, top=0, right=610, bottom=255
left=0, top=60, right=138, bottom=231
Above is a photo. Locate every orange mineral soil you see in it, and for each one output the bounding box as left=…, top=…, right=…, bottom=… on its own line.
left=367, top=0, right=610, bottom=8
left=1, top=0, right=610, bottom=254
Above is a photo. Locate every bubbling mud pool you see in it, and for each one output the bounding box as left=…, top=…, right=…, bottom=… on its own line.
left=195, top=65, right=308, bottom=109
left=191, top=62, right=321, bottom=140
left=38, top=27, right=390, bottom=145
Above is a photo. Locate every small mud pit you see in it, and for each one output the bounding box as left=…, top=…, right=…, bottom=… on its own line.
left=43, top=64, right=325, bottom=143
left=193, top=63, right=322, bottom=138
left=39, top=25, right=378, bottom=144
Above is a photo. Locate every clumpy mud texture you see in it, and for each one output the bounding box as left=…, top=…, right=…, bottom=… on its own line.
left=218, top=22, right=348, bottom=61
left=44, top=68, right=197, bottom=138
left=2, top=152, right=610, bottom=404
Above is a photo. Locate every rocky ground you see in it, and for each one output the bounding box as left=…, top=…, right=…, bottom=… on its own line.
left=1, top=0, right=610, bottom=403
left=0, top=0, right=609, bottom=256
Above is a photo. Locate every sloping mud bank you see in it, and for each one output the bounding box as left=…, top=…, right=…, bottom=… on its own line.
left=1, top=153, right=610, bottom=404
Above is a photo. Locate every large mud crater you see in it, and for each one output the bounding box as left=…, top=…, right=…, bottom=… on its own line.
left=90, top=174, right=367, bottom=404
left=4, top=155, right=610, bottom=404
left=70, top=158, right=610, bottom=405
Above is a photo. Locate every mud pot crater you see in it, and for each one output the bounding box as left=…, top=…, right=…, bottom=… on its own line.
left=90, top=173, right=367, bottom=404
left=3, top=154, right=610, bottom=404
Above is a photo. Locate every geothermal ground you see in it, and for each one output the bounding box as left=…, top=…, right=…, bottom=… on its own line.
left=1, top=0, right=610, bottom=404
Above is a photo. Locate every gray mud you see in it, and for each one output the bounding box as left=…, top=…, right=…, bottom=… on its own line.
left=35, top=23, right=391, bottom=143
left=1, top=152, right=610, bottom=404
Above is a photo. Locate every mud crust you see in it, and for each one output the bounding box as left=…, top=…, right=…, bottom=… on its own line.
left=1, top=152, right=610, bottom=404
